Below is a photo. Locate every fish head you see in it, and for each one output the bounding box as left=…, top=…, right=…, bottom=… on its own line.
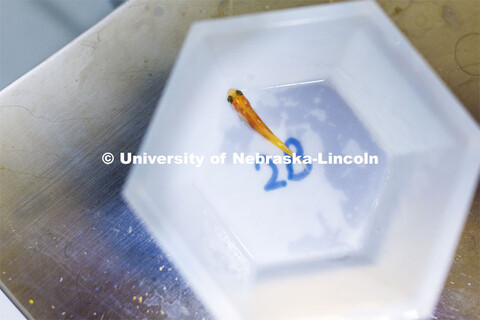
left=227, top=88, right=243, bottom=103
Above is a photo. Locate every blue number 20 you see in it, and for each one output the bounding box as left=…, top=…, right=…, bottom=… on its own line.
left=255, top=137, right=312, bottom=191
left=255, top=155, right=287, bottom=191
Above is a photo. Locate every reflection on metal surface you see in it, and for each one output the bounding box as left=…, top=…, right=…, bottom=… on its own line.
left=0, top=0, right=114, bottom=90
left=0, top=78, right=210, bottom=318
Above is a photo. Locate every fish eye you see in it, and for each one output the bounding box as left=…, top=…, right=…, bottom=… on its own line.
left=235, top=90, right=243, bottom=95
left=227, top=95, right=233, bottom=103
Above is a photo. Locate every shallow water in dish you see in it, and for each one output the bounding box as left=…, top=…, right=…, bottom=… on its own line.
left=199, top=80, right=387, bottom=268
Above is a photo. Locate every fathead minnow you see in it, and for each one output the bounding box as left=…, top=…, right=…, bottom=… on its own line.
left=227, top=88, right=295, bottom=158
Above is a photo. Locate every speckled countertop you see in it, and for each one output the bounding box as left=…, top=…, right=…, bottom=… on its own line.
left=0, top=0, right=478, bottom=319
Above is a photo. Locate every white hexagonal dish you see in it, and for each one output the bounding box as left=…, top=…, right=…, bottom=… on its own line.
left=123, top=1, right=480, bottom=319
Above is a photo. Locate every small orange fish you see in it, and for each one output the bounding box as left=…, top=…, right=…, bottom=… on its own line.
left=227, top=88, right=295, bottom=157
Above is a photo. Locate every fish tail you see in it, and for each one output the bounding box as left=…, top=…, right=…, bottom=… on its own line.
left=259, top=129, right=294, bottom=157
left=262, top=130, right=308, bottom=169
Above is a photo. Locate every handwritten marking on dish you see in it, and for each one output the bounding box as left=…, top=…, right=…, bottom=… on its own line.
left=255, top=138, right=312, bottom=191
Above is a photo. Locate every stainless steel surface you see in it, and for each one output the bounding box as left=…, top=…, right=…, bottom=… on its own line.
left=0, top=0, right=116, bottom=90
left=0, top=0, right=478, bottom=319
